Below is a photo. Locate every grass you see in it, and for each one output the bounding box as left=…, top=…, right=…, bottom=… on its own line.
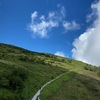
left=0, top=43, right=100, bottom=100
left=40, top=71, right=77, bottom=100
left=49, top=75, right=100, bottom=100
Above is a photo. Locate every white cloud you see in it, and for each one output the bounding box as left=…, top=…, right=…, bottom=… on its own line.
left=48, top=12, right=55, bottom=19
left=31, top=11, right=38, bottom=21
left=29, top=17, right=59, bottom=38
left=72, top=0, right=100, bottom=66
left=28, top=5, right=65, bottom=38
left=28, top=4, right=80, bottom=38
left=57, top=4, right=66, bottom=17
left=63, top=21, right=80, bottom=31
left=55, top=51, right=65, bottom=57
left=86, top=1, right=98, bottom=22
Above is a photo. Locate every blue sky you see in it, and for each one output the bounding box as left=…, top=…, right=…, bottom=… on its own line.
left=0, top=0, right=100, bottom=66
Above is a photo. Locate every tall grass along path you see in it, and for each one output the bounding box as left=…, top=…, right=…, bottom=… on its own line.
left=32, top=69, right=73, bottom=100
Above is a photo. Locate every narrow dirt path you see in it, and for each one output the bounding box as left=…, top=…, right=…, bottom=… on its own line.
left=32, top=70, right=72, bottom=100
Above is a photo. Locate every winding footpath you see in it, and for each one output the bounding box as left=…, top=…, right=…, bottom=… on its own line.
left=32, top=70, right=72, bottom=100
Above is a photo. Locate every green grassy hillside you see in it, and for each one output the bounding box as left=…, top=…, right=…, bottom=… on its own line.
left=0, top=43, right=100, bottom=100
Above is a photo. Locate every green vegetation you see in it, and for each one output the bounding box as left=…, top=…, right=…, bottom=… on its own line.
left=97, top=69, right=100, bottom=77
left=48, top=75, right=100, bottom=100
left=0, top=63, right=28, bottom=99
left=40, top=72, right=77, bottom=100
left=0, top=43, right=100, bottom=100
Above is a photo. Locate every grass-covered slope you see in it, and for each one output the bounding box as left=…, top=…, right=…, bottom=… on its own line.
left=0, top=43, right=100, bottom=100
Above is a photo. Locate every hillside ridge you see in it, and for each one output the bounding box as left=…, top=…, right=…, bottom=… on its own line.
left=0, top=43, right=100, bottom=100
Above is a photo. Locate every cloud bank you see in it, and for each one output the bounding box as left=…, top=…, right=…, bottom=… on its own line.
left=72, top=0, right=100, bottom=66
left=55, top=51, right=65, bottom=57
left=28, top=5, right=79, bottom=38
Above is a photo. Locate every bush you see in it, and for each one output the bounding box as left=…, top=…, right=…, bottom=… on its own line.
left=84, top=66, right=96, bottom=72
left=97, top=70, right=100, bottom=77
left=9, top=76, right=24, bottom=91
left=0, top=65, right=28, bottom=91
left=84, top=66, right=89, bottom=70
